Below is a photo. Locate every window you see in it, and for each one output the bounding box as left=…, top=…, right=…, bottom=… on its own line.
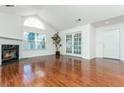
left=24, top=32, right=46, bottom=50
left=24, top=17, right=46, bottom=30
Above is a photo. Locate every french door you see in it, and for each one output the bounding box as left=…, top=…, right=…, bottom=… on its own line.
left=66, top=32, right=82, bottom=57
left=66, top=34, right=72, bottom=53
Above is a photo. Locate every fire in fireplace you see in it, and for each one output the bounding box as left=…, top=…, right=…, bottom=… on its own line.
left=2, top=45, right=19, bottom=65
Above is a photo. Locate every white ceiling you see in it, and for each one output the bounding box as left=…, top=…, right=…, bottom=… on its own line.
left=0, top=5, right=124, bottom=31
left=92, top=15, right=124, bottom=27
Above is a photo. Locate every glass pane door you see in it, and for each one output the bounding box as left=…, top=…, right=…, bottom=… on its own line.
left=66, top=35, right=72, bottom=53
left=74, top=33, right=81, bottom=54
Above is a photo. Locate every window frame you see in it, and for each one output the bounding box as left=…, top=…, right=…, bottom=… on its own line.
left=23, top=32, right=46, bottom=50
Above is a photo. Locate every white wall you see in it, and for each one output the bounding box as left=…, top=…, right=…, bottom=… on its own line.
left=0, top=13, right=22, bottom=40
left=22, top=16, right=56, bottom=58
left=60, top=24, right=96, bottom=59
left=0, top=12, right=23, bottom=65
left=89, top=25, right=96, bottom=59
left=60, top=22, right=124, bottom=60
left=0, top=13, right=56, bottom=62
left=96, top=22, right=124, bottom=60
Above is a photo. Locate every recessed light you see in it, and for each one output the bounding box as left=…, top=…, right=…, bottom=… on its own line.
left=105, top=21, right=109, bottom=24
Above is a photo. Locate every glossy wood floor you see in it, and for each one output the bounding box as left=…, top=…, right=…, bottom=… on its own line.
left=0, top=55, right=124, bottom=87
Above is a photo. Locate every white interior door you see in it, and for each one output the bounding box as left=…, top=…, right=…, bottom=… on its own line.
left=103, top=30, right=119, bottom=59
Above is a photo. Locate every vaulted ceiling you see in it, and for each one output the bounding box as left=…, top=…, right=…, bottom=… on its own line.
left=0, top=5, right=124, bottom=31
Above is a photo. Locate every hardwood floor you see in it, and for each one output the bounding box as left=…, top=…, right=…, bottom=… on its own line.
left=0, top=55, right=124, bottom=87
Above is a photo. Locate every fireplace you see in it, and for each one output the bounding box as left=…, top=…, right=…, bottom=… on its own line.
left=2, top=45, right=19, bottom=65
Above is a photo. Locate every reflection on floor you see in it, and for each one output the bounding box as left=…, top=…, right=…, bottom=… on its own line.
left=0, top=55, right=124, bottom=87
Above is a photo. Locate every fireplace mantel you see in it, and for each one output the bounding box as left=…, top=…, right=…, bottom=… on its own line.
left=0, top=36, right=23, bottom=41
